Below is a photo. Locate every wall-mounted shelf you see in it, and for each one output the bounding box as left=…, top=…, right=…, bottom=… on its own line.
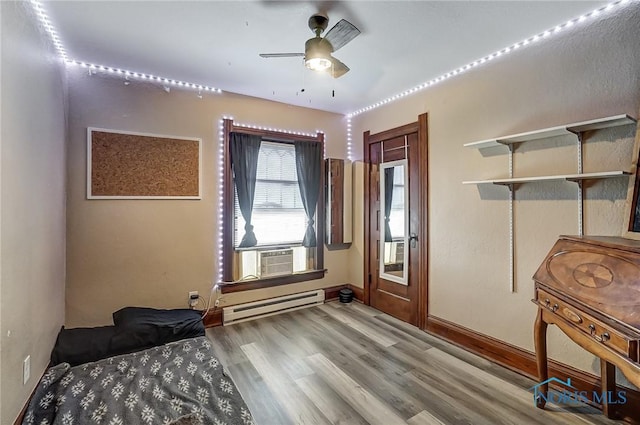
left=464, top=115, right=636, bottom=149
left=463, top=113, right=637, bottom=294
left=463, top=171, right=630, bottom=186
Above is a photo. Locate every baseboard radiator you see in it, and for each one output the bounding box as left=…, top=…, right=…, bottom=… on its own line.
left=223, top=289, right=325, bottom=325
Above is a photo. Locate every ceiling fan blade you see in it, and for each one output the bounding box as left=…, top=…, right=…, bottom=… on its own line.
left=330, top=57, right=349, bottom=78
left=324, top=19, right=360, bottom=52
left=259, top=53, right=305, bottom=58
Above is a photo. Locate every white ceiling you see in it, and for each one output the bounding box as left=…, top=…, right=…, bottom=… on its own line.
left=46, top=1, right=610, bottom=114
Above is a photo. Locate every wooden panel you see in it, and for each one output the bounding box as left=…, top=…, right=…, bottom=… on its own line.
left=203, top=308, right=223, bottom=328
left=534, top=236, right=640, bottom=329
left=328, top=158, right=344, bottom=243
left=88, top=128, right=201, bottom=199
left=326, top=158, right=352, bottom=246
left=227, top=360, right=294, bottom=425
left=219, top=270, right=326, bottom=293
left=241, top=342, right=330, bottom=424
left=324, top=285, right=347, bottom=301
left=535, top=288, right=639, bottom=360
left=306, top=352, right=406, bottom=425
left=407, top=410, right=446, bottom=425
left=317, top=304, right=398, bottom=347
left=207, top=302, right=626, bottom=425
left=426, top=314, right=640, bottom=424
left=417, top=112, right=429, bottom=330
left=295, top=374, right=369, bottom=425
left=367, top=122, right=419, bottom=143
left=349, top=285, right=365, bottom=302
left=363, top=137, right=380, bottom=306
left=364, top=114, right=428, bottom=329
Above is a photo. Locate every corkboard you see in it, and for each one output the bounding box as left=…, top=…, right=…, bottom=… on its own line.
left=87, top=128, right=201, bottom=199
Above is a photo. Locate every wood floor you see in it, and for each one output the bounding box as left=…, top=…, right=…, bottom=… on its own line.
left=206, top=301, right=623, bottom=425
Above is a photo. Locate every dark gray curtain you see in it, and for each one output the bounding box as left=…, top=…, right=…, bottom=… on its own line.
left=230, top=132, right=262, bottom=247
left=384, top=166, right=395, bottom=242
left=294, top=141, right=322, bottom=247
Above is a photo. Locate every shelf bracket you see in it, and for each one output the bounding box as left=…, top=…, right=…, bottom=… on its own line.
left=577, top=180, right=584, bottom=236
left=575, top=132, right=584, bottom=236
left=508, top=144, right=515, bottom=293
left=494, top=182, right=517, bottom=191
left=496, top=140, right=521, bottom=153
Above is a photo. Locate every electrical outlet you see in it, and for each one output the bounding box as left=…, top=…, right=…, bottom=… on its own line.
left=23, top=355, right=30, bottom=385
left=188, top=291, right=199, bottom=308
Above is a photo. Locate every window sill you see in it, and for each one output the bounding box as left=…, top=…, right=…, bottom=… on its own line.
left=219, top=269, right=326, bottom=294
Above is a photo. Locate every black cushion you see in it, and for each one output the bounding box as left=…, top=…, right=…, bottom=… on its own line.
left=112, top=307, right=205, bottom=342
left=50, top=326, right=118, bottom=367
left=50, top=308, right=205, bottom=367
left=113, top=307, right=203, bottom=329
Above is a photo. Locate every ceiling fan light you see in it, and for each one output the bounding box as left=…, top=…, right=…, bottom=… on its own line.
left=305, top=57, right=332, bottom=71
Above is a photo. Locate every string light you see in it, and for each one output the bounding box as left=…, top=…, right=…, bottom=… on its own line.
left=215, top=117, right=232, bottom=285
left=27, top=0, right=633, bottom=160
left=28, top=0, right=68, bottom=61
left=346, top=118, right=353, bottom=161
left=232, top=122, right=321, bottom=138
left=67, top=60, right=223, bottom=94
left=347, top=0, right=631, bottom=118
left=26, top=2, right=223, bottom=95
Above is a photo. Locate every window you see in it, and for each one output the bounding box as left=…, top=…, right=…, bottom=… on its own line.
left=234, top=141, right=307, bottom=248
left=221, top=120, right=325, bottom=293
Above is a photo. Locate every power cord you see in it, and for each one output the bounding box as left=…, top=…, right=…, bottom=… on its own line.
left=201, top=282, right=222, bottom=319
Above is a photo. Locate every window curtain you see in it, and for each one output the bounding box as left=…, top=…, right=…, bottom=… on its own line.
left=384, top=166, right=394, bottom=242
left=294, top=141, right=322, bottom=247
left=230, top=132, right=262, bottom=247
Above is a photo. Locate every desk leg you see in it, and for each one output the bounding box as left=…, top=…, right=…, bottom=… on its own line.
left=534, top=307, right=548, bottom=409
left=600, top=359, right=616, bottom=419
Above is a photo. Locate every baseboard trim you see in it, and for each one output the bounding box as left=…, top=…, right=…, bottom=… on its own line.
left=324, top=285, right=346, bottom=301
left=13, top=369, right=46, bottom=425
left=13, top=394, right=30, bottom=425
left=425, top=315, right=640, bottom=424
left=348, top=285, right=365, bottom=302
left=325, top=284, right=365, bottom=303
left=203, top=308, right=222, bottom=328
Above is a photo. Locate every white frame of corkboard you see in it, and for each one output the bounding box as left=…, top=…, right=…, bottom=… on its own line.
left=87, top=127, right=202, bottom=200
left=623, top=116, right=640, bottom=239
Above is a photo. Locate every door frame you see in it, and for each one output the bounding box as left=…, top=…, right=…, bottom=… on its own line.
left=363, top=113, right=429, bottom=330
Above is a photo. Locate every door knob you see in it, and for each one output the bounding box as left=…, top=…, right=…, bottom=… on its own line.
left=409, top=233, right=418, bottom=248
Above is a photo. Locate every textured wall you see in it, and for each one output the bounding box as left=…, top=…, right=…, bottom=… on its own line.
left=349, top=4, right=640, bottom=382
left=65, top=70, right=348, bottom=327
left=0, top=2, right=68, bottom=422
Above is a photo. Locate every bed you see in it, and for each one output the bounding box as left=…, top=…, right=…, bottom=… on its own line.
left=22, top=336, right=254, bottom=425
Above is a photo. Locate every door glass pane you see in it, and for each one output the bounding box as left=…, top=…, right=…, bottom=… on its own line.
left=379, top=160, right=408, bottom=285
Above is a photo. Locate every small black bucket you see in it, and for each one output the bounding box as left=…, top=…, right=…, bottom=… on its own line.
left=339, top=288, right=354, bottom=303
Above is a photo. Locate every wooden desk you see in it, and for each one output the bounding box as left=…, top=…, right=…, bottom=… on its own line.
left=533, top=235, right=640, bottom=419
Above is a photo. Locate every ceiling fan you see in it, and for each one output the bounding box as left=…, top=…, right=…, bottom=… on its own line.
left=259, top=13, right=361, bottom=78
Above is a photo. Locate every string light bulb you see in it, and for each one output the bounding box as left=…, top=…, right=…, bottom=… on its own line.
left=347, top=0, right=630, bottom=117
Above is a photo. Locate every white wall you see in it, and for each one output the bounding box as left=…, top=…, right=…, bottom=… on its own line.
left=0, top=2, right=68, bottom=423
left=349, top=4, right=640, bottom=381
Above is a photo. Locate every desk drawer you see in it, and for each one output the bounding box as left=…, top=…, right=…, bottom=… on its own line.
left=536, top=288, right=639, bottom=361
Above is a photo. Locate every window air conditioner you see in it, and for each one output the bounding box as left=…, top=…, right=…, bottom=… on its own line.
left=259, top=249, right=294, bottom=278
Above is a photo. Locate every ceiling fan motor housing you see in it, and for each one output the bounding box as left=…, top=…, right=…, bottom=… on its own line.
left=304, top=37, right=333, bottom=71
left=305, top=37, right=333, bottom=57
left=308, top=13, right=329, bottom=34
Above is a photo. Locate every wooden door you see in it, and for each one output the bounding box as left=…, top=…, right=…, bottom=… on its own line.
left=364, top=116, right=427, bottom=327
